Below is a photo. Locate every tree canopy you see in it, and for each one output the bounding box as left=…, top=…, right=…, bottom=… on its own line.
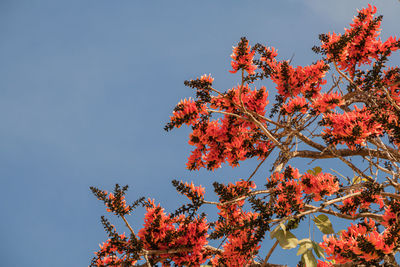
left=91, top=5, right=400, bottom=267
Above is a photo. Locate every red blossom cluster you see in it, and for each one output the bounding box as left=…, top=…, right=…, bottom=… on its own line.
left=168, top=98, right=208, bottom=129
left=312, top=92, right=344, bottom=114
left=301, top=172, right=339, bottom=202
left=105, top=191, right=131, bottom=215
left=179, top=181, right=205, bottom=201
left=263, top=56, right=328, bottom=99
left=338, top=189, right=384, bottom=217
left=322, top=106, right=383, bottom=149
left=95, top=233, right=136, bottom=267
left=212, top=180, right=260, bottom=265
left=267, top=167, right=304, bottom=217
left=138, top=199, right=209, bottom=266
left=320, top=218, right=396, bottom=264
left=229, top=37, right=257, bottom=75
left=282, top=96, right=308, bottom=114
left=183, top=84, right=272, bottom=170
left=321, top=4, right=399, bottom=76
left=382, top=200, right=400, bottom=228
left=211, top=210, right=260, bottom=266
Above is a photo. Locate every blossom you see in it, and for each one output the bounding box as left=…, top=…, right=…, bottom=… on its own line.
left=282, top=96, right=308, bottom=114
left=301, top=172, right=339, bottom=201
left=182, top=84, right=271, bottom=171
left=268, top=60, right=328, bottom=98
left=229, top=37, right=257, bottom=75
left=138, top=199, right=209, bottom=266
left=168, top=98, right=207, bottom=129
left=320, top=5, right=400, bottom=76
left=181, top=181, right=205, bottom=201
left=338, top=190, right=383, bottom=217
left=312, top=92, right=344, bottom=113
left=320, top=218, right=395, bottom=264
left=322, top=106, right=383, bottom=150
left=268, top=166, right=304, bottom=216
left=200, top=74, right=214, bottom=84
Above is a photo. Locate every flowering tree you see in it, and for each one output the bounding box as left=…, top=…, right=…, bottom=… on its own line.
left=90, top=5, right=400, bottom=267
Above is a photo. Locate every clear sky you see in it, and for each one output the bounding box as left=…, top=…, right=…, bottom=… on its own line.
left=1, top=1, right=399, bottom=266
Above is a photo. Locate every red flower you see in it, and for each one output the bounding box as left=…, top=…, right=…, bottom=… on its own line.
left=313, top=92, right=344, bottom=113
left=320, top=218, right=395, bottom=264
left=323, top=106, right=383, bottom=150
left=282, top=96, right=308, bottom=114
left=301, top=172, right=339, bottom=201
left=229, top=38, right=257, bottom=75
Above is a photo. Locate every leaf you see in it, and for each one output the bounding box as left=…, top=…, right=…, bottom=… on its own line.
left=297, top=238, right=313, bottom=255
left=271, top=229, right=298, bottom=249
left=270, top=224, right=281, bottom=239
left=352, top=175, right=370, bottom=184
left=312, top=241, right=325, bottom=258
left=302, top=250, right=317, bottom=267
left=280, top=222, right=286, bottom=233
left=313, top=214, right=334, bottom=234
left=307, top=166, right=322, bottom=176
left=313, top=166, right=322, bottom=174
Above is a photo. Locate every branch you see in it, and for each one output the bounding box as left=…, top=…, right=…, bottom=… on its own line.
left=304, top=204, right=383, bottom=222
left=203, top=189, right=271, bottom=206
left=122, top=216, right=135, bottom=236
left=292, top=148, right=393, bottom=161
left=261, top=240, right=279, bottom=267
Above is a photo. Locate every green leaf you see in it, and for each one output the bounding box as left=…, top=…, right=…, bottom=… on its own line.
left=352, top=175, right=370, bottom=184
left=312, top=241, right=325, bottom=258
left=307, top=166, right=322, bottom=176
left=297, top=238, right=313, bottom=255
left=272, top=229, right=298, bottom=249
left=307, top=169, right=315, bottom=175
left=302, top=250, right=317, bottom=267
left=313, top=214, right=334, bottom=234
left=313, top=166, right=322, bottom=174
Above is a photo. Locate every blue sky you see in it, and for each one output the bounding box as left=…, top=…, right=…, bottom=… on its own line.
left=1, top=1, right=399, bottom=266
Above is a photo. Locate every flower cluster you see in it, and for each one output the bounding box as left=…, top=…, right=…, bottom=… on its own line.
left=229, top=37, right=257, bottom=75
left=262, top=56, right=328, bottom=99
left=94, top=233, right=136, bottom=267
left=267, top=166, right=304, bottom=217
left=320, top=4, right=399, bottom=76
left=184, top=84, right=272, bottom=170
left=211, top=210, right=260, bottom=266
left=173, top=180, right=205, bottom=202
left=320, top=218, right=395, bottom=264
left=281, top=96, right=308, bottom=114
left=211, top=180, right=260, bottom=265
left=382, top=200, right=400, bottom=228
left=166, top=98, right=208, bottom=131
left=338, top=190, right=384, bottom=217
left=301, top=172, right=339, bottom=202
left=322, top=106, right=383, bottom=150
left=137, top=199, right=209, bottom=266
left=90, top=185, right=133, bottom=217
left=312, top=92, right=344, bottom=114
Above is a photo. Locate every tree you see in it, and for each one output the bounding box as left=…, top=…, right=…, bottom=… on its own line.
left=90, top=5, right=400, bottom=267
